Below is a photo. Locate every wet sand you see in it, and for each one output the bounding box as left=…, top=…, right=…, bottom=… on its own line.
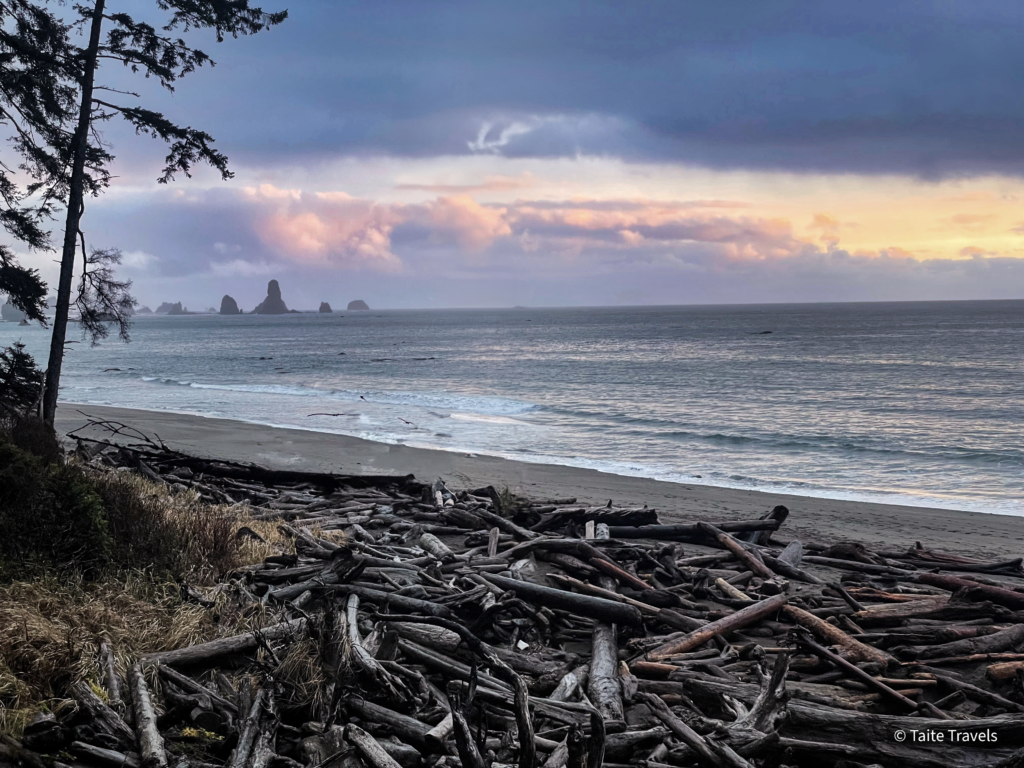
left=57, top=404, right=1024, bottom=560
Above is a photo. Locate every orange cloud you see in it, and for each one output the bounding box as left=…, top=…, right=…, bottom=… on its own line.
left=420, top=195, right=511, bottom=252
left=880, top=246, right=916, bottom=259
left=808, top=213, right=841, bottom=247
left=960, top=245, right=998, bottom=258
left=247, top=185, right=403, bottom=270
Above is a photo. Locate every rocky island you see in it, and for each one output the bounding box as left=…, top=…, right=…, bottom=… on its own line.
left=0, top=302, right=27, bottom=322
left=347, top=299, right=370, bottom=310
left=219, top=295, right=242, bottom=315
left=319, top=301, right=332, bottom=313
left=253, top=279, right=291, bottom=314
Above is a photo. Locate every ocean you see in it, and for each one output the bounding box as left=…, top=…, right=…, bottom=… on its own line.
left=3, top=300, right=1023, bottom=515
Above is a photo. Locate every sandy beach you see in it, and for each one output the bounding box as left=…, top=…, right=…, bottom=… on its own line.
left=57, top=403, right=1024, bottom=560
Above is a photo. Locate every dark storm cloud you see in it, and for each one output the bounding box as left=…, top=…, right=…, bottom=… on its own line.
left=124, top=0, right=1024, bottom=178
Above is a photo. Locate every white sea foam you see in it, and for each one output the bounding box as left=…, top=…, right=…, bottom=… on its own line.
left=146, top=378, right=538, bottom=416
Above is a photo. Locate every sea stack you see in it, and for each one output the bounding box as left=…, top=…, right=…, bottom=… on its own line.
left=347, top=299, right=370, bottom=311
left=254, top=280, right=289, bottom=314
left=1, top=303, right=27, bottom=322
left=319, top=302, right=332, bottom=313
left=166, top=302, right=186, bottom=315
left=220, top=295, right=241, bottom=315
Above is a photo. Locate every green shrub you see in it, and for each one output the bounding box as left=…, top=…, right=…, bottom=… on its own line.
left=0, top=442, right=111, bottom=578
left=0, top=342, right=42, bottom=412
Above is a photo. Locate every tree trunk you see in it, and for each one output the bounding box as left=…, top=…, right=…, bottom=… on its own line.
left=588, top=523, right=625, bottom=733
left=127, top=664, right=167, bottom=768
left=43, top=0, right=105, bottom=424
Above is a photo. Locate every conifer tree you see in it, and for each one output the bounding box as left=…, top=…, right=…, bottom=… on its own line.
left=1, top=0, right=286, bottom=424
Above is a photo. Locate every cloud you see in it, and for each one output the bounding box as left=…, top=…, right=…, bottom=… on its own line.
left=468, top=121, right=536, bottom=153
left=121, top=250, right=158, bottom=269
left=879, top=246, right=915, bottom=259
left=959, top=245, right=998, bottom=258
left=116, top=3, right=1024, bottom=179
left=244, top=186, right=403, bottom=271
left=417, top=196, right=512, bottom=252
left=208, top=259, right=277, bottom=277
left=506, top=200, right=807, bottom=260
left=395, top=174, right=535, bottom=194
left=940, top=213, right=997, bottom=231
left=808, top=213, right=841, bottom=248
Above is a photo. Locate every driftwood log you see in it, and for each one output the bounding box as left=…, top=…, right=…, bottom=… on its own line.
left=18, top=423, right=1024, bottom=768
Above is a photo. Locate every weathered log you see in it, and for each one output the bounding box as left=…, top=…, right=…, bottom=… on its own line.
left=792, top=628, right=916, bottom=711
left=345, top=723, right=404, bottom=768
left=911, top=666, right=1024, bottom=713
left=127, top=664, right=167, bottom=768
left=587, top=522, right=625, bottom=733
left=638, top=692, right=753, bottom=768
left=324, top=584, right=454, bottom=618
left=908, top=623, right=1024, bottom=661
left=802, top=555, right=916, bottom=576
left=741, top=505, right=789, bottom=546
left=783, top=604, right=893, bottom=667
left=156, top=665, right=238, bottom=715
left=588, top=557, right=652, bottom=591
left=646, top=594, right=788, bottom=660
left=533, top=508, right=659, bottom=533
left=424, top=713, right=455, bottom=752
left=988, top=660, right=1024, bottom=682
left=249, top=693, right=278, bottom=768
left=344, top=594, right=402, bottom=698
left=98, top=638, right=125, bottom=716
left=697, top=522, right=775, bottom=580
left=549, top=665, right=589, bottom=702
left=916, top=574, right=1024, bottom=610
left=785, top=706, right=1024, bottom=767
left=143, top=619, right=305, bottom=666
left=69, top=742, right=140, bottom=768
left=345, top=698, right=432, bottom=747
left=363, top=614, right=536, bottom=768
left=472, top=506, right=539, bottom=540
left=418, top=532, right=456, bottom=563
left=70, top=681, right=135, bottom=749
left=481, top=573, right=644, bottom=626
left=606, top=520, right=781, bottom=541
left=227, top=687, right=263, bottom=768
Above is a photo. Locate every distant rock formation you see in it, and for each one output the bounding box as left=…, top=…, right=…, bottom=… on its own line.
left=136, top=306, right=153, bottom=314
left=220, top=295, right=241, bottom=315
left=166, top=302, right=186, bottom=315
left=319, top=302, right=333, bottom=313
left=254, top=280, right=289, bottom=314
left=1, top=302, right=27, bottom=322
left=155, top=302, right=177, bottom=314
left=347, top=299, right=370, bottom=311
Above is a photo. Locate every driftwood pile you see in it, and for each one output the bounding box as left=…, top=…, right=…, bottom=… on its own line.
left=9, top=423, right=1024, bottom=768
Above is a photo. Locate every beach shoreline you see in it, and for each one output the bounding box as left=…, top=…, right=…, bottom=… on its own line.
left=57, top=403, right=1024, bottom=559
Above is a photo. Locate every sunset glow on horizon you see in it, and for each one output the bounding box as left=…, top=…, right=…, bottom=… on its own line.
left=8, top=1, right=1024, bottom=309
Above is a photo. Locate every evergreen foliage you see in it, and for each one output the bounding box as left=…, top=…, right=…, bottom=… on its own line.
left=0, top=441, right=111, bottom=577
left=0, top=0, right=287, bottom=422
left=0, top=341, right=41, bottom=411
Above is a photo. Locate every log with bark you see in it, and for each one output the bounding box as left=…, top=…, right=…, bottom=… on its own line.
left=17, top=431, right=1024, bottom=768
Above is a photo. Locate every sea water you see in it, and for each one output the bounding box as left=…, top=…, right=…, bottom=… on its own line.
left=3, top=300, right=1023, bottom=515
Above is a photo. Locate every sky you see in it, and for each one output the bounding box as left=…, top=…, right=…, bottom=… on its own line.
left=10, top=0, right=1024, bottom=310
